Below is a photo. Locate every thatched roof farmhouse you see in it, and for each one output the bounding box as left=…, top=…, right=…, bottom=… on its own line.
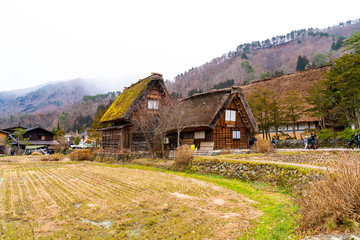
left=168, top=86, right=258, bottom=150
left=99, top=73, right=170, bottom=152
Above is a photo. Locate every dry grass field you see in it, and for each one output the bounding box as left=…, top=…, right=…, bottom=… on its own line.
left=0, top=159, right=261, bottom=239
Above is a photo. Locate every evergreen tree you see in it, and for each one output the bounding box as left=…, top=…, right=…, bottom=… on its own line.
left=343, top=31, right=360, bottom=55
left=274, top=71, right=285, bottom=77
left=331, top=37, right=345, bottom=51
left=241, top=52, right=248, bottom=59
left=213, top=79, right=235, bottom=89
left=241, top=61, right=254, bottom=73
left=56, top=121, right=65, bottom=136
left=259, top=72, right=273, bottom=80
left=188, top=88, right=203, bottom=97
left=87, top=104, right=110, bottom=148
left=322, top=54, right=360, bottom=127
left=296, top=55, right=309, bottom=71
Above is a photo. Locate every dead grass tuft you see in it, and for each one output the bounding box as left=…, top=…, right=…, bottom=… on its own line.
left=174, top=145, right=194, bottom=165
left=31, top=151, right=43, bottom=156
left=69, top=149, right=94, bottom=161
left=40, top=153, right=64, bottom=161
left=221, top=149, right=232, bottom=155
left=251, top=139, right=274, bottom=153
left=298, top=154, right=360, bottom=232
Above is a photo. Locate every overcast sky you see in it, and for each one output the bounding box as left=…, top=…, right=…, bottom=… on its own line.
left=0, top=0, right=359, bottom=92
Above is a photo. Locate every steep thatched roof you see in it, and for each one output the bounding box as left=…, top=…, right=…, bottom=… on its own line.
left=100, top=73, right=167, bottom=123
left=241, top=66, right=330, bottom=122
left=177, top=86, right=258, bottom=131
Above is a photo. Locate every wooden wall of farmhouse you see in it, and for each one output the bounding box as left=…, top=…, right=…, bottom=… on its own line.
left=179, top=130, right=213, bottom=148
left=213, top=100, right=249, bottom=149
left=101, top=80, right=169, bottom=153
left=24, top=129, right=53, bottom=141
left=102, top=129, right=122, bottom=152
left=131, top=133, right=148, bottom=151
left=146, top=84, right=163, bottom=101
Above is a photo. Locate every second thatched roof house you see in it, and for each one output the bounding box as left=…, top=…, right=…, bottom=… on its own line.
left=168, top=86, right=258, bottom=150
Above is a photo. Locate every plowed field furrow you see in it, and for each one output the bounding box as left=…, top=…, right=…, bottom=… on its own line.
left=52, top=168, right=109, bottom=199
left=58, top=168, right=138, bottom=199
left=29, top=170, right=63, bottom=208
left=3, top=171, right=12, bottom=217
left=63, top=167, right=147, bottom=197
left=79, top=166, right=152, bottom=193
left=15, top=169, right=34, bottom=213
left=41, top=168, right=95, bottom=204
left=22, top=169, right=50, bottom=211
left=0, top=169, right=5, bottom=213
left=19, top=171, right=40, bottom=213
left=35, top=167, right=79, bottom=205
left=9, top=170, right=25, bottom=217
left=33, top=170, right=71, bottom=208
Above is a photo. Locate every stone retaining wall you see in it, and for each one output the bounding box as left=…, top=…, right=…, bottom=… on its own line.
left=93, top=152, right=151, bottom=164
left=275, top=139, right=346, bottom=149
left=188, top=157, right=322, bottom=191
left=168, top=149, right=252, bottom=159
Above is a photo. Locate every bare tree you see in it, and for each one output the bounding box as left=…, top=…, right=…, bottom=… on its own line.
left=131, top=99, right=172, bottom=159
left=52, top=135, right=66, bottom=153
left=165, top=101, right=188, bottom=148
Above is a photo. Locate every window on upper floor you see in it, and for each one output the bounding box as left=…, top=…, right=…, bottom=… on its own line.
left=148, top=100, right=159, bottom=109
left=225, top=110, right=236, bottom=122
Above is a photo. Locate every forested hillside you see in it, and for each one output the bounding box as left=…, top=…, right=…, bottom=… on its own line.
left=167, top=19, right=360, bottom=97
left=0, top=91, right=119, bottom=133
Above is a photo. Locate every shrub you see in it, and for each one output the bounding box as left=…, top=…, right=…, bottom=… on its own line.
left=69, top=149, right=93, bottom=161
left=174, top=145, right=193, bottom=165
left=31, top=151, right=43, bottom=155
left=251, top=139, right=274, bottom=153
left=74, top=136, right=81, bottom=145
left=298, top=154, right=360, bottom=231
left=40, top=153, right=64, bottom=161
left=318, top=128, right=335, bottom=140
left=337, top=127, right=360, bottom=140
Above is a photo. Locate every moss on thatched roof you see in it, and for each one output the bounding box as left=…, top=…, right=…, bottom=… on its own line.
left=100, top=73, right=164, bottom=123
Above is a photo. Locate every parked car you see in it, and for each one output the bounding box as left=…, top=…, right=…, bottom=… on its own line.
left=70, top=142, right=92, bottom=149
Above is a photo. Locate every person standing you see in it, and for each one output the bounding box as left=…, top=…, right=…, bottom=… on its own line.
left=303, top=136, right=308, bottom=149
left=271, top=138, right=276, bottom=148
left=355, top=132, right=360, bottom=148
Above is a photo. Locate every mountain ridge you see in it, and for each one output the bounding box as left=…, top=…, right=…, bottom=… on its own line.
left=167, top=18, right=360, bottom=96
left=0, top=78, right=105, bottom=115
